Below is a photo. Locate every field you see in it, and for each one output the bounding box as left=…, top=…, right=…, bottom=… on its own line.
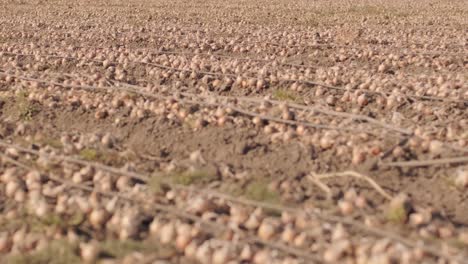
left=0, top=0, right=467, bottom=263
